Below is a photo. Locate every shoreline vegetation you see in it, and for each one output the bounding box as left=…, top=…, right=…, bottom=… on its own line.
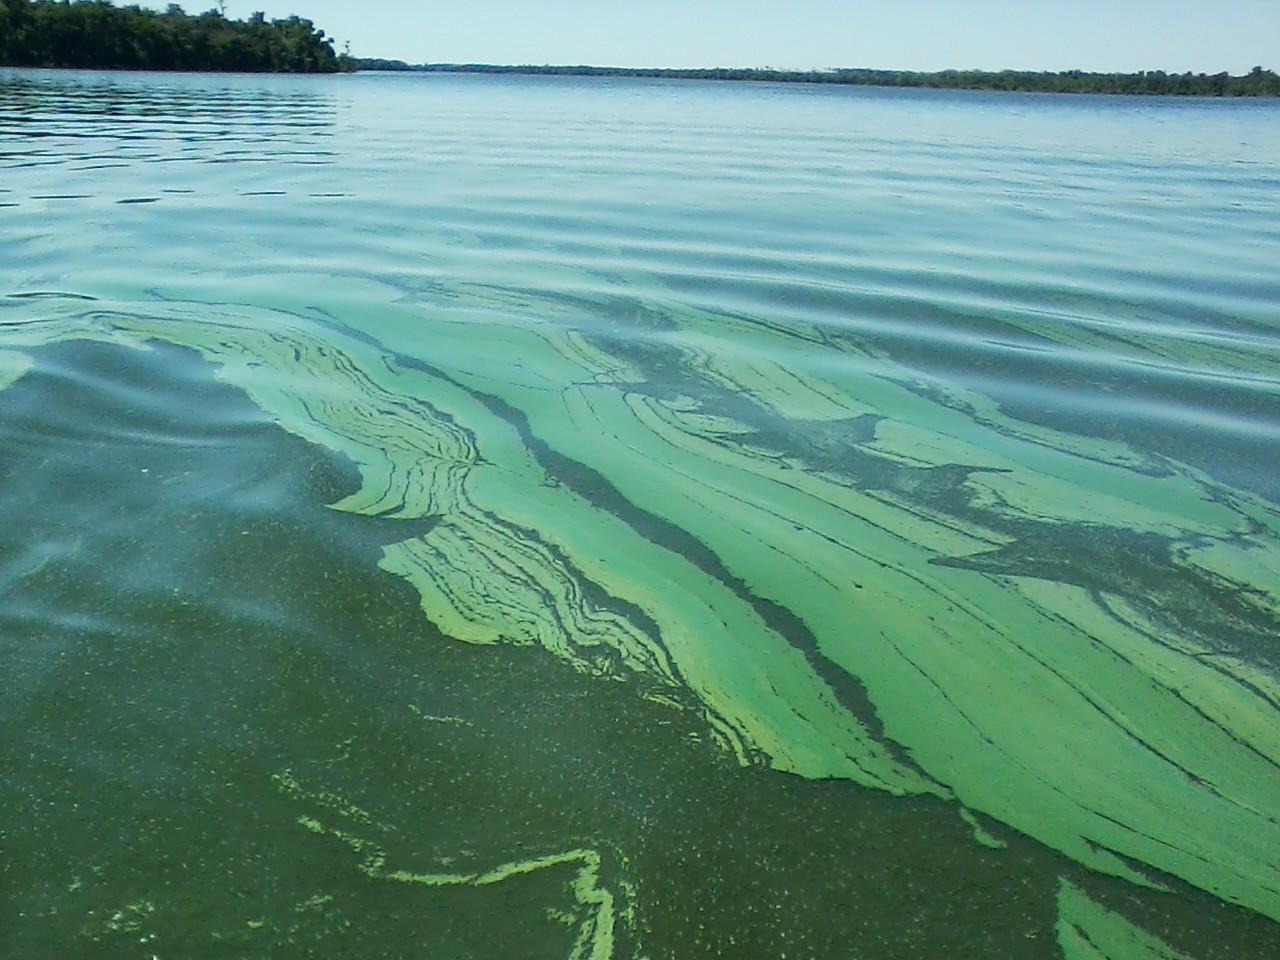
left=0, top=1, right=352, bottom=73
left=0, top=1, right=1273, bottom=96
left=359, top=60, right=1280, bottom=97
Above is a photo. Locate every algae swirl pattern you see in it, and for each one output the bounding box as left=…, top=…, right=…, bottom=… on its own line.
left=2, top=280, right=1278, bottom=943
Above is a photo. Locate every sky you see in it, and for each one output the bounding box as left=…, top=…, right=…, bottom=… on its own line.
left=205, top=1, right=1279, bottom=73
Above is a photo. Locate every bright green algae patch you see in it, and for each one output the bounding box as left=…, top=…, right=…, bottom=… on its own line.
left=10, top=339, right=1132, bottom=960
left=2, top=287, right=1278, bottom=932
left=1057, top=881, right=1196, bottom=960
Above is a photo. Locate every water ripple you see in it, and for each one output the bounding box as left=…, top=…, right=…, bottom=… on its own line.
left=2, top=67, right=1279, bottom=958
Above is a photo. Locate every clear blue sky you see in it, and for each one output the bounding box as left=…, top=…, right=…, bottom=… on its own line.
left=209, top=1, right=1278, bottom=72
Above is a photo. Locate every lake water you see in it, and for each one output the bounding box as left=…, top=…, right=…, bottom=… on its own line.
left=1, top=68, right=1278, bottom=959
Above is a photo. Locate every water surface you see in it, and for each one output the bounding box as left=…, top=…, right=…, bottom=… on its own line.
left=2, top=69, right=1279, bottom=959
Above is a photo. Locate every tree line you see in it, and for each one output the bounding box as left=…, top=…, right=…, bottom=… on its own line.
left=359, top=60, right=1280, bottom=97
left=0, top=0, right=351, bottom=72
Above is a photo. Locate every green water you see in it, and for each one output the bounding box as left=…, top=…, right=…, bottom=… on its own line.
left=1, top=69, right=1278, bottom=959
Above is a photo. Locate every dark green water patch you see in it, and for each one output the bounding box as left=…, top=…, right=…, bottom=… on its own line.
left=2, top=340, right=1276, bottom=959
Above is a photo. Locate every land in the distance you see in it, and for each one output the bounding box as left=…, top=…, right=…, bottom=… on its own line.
left=360, top=60, right=1280, bottom=98
left=0, top=0, right=1275, bottom=95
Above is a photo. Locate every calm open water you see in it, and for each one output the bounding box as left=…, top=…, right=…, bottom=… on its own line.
left=1, top=68, right=1278, bottom=959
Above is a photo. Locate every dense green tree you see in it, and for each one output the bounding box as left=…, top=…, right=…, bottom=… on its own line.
left=0, top=0, right=342, bottom=72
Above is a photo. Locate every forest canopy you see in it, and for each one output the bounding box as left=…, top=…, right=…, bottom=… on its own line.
left=0, top=0, right=346, bottom=72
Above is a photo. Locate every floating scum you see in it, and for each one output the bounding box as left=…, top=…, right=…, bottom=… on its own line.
left=272, top=769, right=618, bottom=960
left=3, top=280, right=1277, bottom=934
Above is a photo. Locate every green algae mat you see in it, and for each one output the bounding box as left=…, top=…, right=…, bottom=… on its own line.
left=1, top=69, right=1278, bottom=959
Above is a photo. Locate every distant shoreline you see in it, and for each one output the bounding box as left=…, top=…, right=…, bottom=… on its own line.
left=356, top=60, right=1280, bottom=98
